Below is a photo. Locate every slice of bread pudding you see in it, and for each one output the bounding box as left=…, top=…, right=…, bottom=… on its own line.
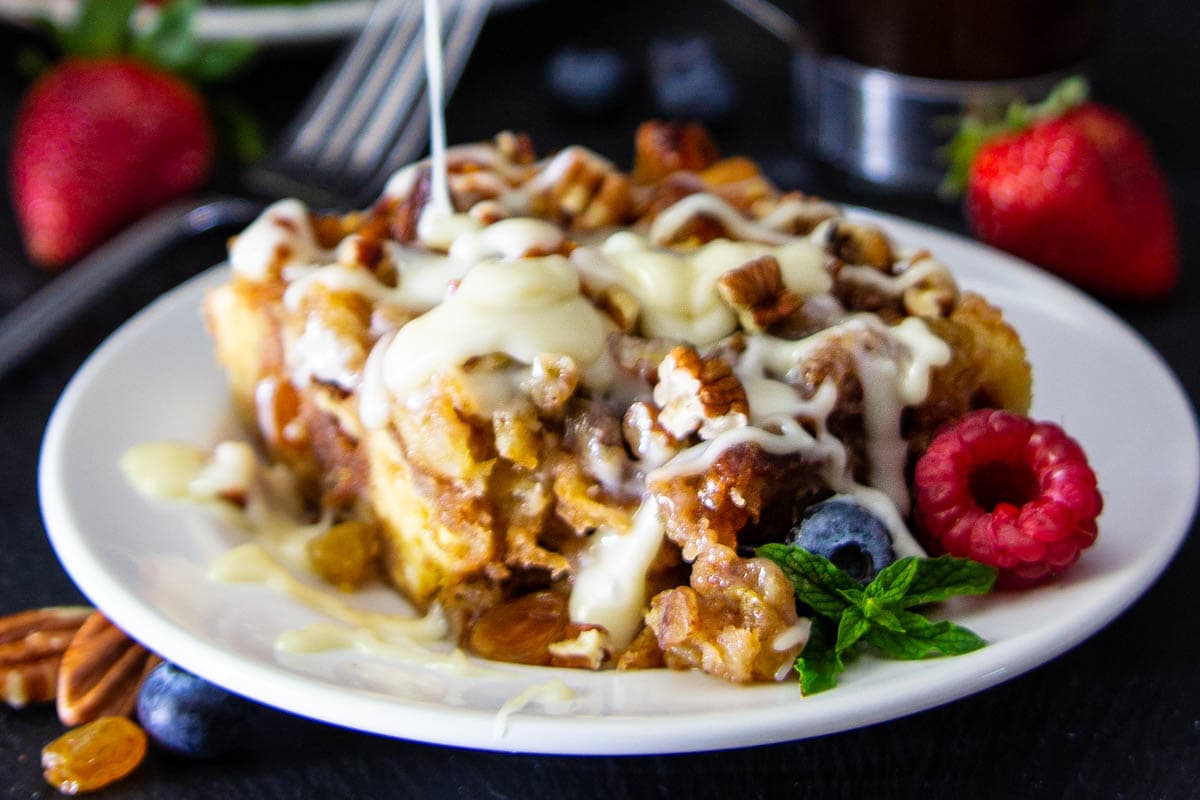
left=205, top=123, right=1031, bottom=683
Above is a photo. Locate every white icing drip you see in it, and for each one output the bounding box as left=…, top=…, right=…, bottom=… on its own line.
left=274, top=622, right=492, bottom=677
left=447, top=218, right=565, bottom=262
left=492, top=679, right=575, bottom=739
left=380, top=256, right=612, bottom=395
left=838, top=256, right=950, bottom=295
left=230, top=199, right=323, bottom=282
left=359, top=331, right=396, bottom=429
left=568, top=500, right=665, bottom=649
left=288, top=318, right=360, bottom=390
left=756, top=197, right=840, bottom=232
left=422, top=0, right=451, bottom=217
left=649, top=193, right=793, bottom=245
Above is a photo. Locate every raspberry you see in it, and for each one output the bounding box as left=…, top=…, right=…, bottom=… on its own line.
left=914, top=409, right=1102, bottom=587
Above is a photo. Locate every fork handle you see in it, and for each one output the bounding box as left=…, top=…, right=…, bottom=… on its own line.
left=0, top=195, right=263, bottom=380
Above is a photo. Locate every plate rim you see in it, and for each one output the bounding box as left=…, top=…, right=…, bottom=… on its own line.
left=0, top=0, right=532, bottom=45
left=37, top=209, right=1200, bottom=754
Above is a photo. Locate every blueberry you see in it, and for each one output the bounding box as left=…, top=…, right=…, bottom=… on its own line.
left=137, top=662, right=251, bottom=758
left=546, top=46, right=631, bottom=115
left=786, top=499, right=895, bottom=583
left=647, top=36, right=737, bottom=122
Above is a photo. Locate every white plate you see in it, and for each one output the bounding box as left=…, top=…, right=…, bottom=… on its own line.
left=0, top=0, right=531, bottom=45
left=39, top=211, right=1199, bottom=754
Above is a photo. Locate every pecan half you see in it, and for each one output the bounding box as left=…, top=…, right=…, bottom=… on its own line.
left=527, top=147, right=631, bottom=230
left=653, top=346, right=749, bottom=441
left=622, top=401, right=681, bottom=469
left=824, top=219, right=894, bottom=269
left=0, top=606, right=92, bottom=707
left=717, top=255, right=803, bottom=331
left=548, top=627, right=611, bottom=670
left=528, top=354, right=580, bottom=416
left=57, top=612, right=159, bottom=726
left=633, top=120, right=720, bottom=184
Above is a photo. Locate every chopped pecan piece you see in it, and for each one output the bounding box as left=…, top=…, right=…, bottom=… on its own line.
left=495, top=130, right=536, bottom=165
left=527, top=147, right=631, bottom=230
left=645, top=545, right=804, bottom=683
left=823, top=219, right=894, bottom=269
left=633, top=120, right=720, bottom=184
left=622, top=401, right=681, bottom=469
left=652, top=346, right=749, bottom=441
left=595, top=285, right=640, bottom=333
left=548, top=626, right=611, bottom=670
left=717, top=255, right=803, bottom=331
left=527, top=354, right=580, bottom=416
left=899, top=252, right=959, bottom=318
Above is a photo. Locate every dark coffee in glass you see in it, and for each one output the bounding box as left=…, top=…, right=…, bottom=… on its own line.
left=808, top=0, right=1101, bottom=80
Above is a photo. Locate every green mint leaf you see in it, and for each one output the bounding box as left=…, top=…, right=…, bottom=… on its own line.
left=864, top=610, right=987, bottom=660
left=864, top=557, right=919, bottom=605
left=835, top=606, right=870, bottom=653
left=795, top=617, right=843, bottom=695
left=900, top=556, right=997, bottom=608
left=861, top=598, right=905, bottom=632
left=757, top=543, right=858, bottom=620
left=61, top=0, right=138, bottom=57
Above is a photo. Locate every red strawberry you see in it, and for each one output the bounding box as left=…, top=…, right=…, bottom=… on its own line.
left=11, top=57, right=213, bottom=268
left=948, top=79, right=1178, bottom=300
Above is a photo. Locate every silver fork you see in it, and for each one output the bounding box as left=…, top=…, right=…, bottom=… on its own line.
left=0, top=0, right=492, bottom=378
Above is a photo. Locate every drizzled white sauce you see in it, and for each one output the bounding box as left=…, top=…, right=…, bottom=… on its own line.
left=568, top=501, right=666, bottom=649
left=650, top=192, right=793, bottom=245
left=380, top=256, right=612, bottom=397
left=492, top=679, right=575, bottom=738
left=230, top=199, right=324, bottom=282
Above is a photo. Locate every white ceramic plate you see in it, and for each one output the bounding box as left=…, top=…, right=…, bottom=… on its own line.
left=0, top=0, right=531, bottom=45
left=39, top=211, right=1199, bottom=754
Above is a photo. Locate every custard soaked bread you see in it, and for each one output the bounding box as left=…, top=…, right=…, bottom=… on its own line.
left=205, top=123, right=1030, bottom=683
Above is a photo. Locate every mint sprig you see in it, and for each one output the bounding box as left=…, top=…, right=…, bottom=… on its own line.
left=758, top=544, right=996, bottom=695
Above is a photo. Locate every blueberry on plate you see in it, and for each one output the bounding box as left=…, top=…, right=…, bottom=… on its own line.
left=786, top=499, right=895, bottom=583
left=545, top=45, right=631, bottom=115
left=647, top=36, right=736, bottom=121
left=137, top=662, right=251, bottom=758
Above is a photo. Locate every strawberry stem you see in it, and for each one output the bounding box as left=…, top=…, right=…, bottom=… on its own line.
left=939, top=76, right=1090, bottom=199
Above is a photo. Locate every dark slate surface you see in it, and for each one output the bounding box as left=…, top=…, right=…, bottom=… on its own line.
left=0, top=1, right=1197, bottom=797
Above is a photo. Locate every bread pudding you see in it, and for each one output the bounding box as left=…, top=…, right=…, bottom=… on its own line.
left=203, top=122, right=1031, bottom=684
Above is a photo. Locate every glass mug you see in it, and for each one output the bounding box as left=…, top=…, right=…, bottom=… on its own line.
left=732, top=0, right=1101, bottom=190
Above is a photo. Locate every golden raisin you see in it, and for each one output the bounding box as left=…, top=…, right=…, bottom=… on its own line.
left=306, top=521, right=381, bottom=591
left=42, top=716, right=147, bottom=795
left=468, top=591, right=569, bottom=666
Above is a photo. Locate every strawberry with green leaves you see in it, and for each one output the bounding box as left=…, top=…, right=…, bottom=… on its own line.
left=10, top=0, right=253, bottom=269
left=945, top=79, right=1179, bottom=301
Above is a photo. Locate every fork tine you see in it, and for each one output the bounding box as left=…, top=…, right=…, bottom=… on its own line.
left=359, top=0, right=494, bottom=200
left=313, top=0, right=424, bottom=174
left=248, top=0, right=493, bottom=207
left=275, top=0, right=409, bottom=165
left=339, top=0, right=441, bottom=179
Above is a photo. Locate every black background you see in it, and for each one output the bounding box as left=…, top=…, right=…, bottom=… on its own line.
left=0, top=1, right=1198, bottom=797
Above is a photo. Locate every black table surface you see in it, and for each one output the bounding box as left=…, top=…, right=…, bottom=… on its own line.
left=1, top=1, right=1198, bottom=797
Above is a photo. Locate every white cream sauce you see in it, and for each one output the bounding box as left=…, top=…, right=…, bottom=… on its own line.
left=492, top=679, right=576, bottom=739
left=568, top=500, right=666, bottom=650
left=230, top=199, right=325, bottom=282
